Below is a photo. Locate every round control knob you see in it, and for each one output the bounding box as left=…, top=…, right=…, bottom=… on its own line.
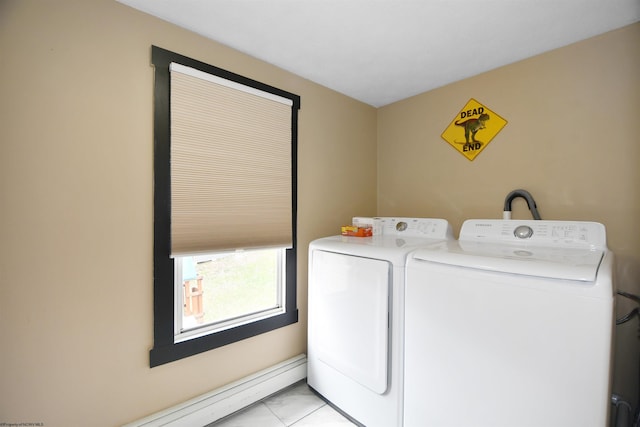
left=396, top=221, right=408, bottom=232
left=514, top=225, right=533, bottom=239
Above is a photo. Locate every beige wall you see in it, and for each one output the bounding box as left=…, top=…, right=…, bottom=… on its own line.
left=0, top=0, right=376, bottom=425
left=378, top=23, right=640, bottom=409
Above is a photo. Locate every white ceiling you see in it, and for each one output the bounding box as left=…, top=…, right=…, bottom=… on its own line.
left=118, top=0, right=640, bottom=107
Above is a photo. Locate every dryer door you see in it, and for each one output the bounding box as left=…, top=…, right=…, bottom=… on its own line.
left=310, top=250, right=391, bottom=394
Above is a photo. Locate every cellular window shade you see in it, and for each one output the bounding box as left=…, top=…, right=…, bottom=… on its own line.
left=169, top=63, right=293, bottom=256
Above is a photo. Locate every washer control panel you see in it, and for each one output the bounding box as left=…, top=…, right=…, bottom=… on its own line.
left=460, top=219, right=607, bottom=249
left=514, top=225, right=533, bottom=239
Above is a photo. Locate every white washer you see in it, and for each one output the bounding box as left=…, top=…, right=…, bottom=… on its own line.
left=308, top=217, right=453, bottom=427
left=405, top=219, right=615, bottom=427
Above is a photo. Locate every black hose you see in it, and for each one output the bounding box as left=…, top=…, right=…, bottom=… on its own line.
left=503, top=189, right=541, bottom=220
left=617, top=308, right=639, bottom=326
left=618, top=290, right=640, bottom=305
left=616, top=291, right=640, bottom=325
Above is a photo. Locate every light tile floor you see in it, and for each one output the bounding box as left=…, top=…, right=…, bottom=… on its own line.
left=207, top=381, right=358, bottom=427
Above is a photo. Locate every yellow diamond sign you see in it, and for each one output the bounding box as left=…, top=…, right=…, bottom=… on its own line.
left=441, top=99, right=507, bottom=161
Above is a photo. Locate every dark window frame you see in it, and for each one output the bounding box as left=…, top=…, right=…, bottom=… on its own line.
left=150, top=46, right=299, bottom=367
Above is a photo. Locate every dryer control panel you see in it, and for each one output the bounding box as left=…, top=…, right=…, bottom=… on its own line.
left=459, top=219, right=607, bottom=249
left=354, top=217, right=453, bottom=239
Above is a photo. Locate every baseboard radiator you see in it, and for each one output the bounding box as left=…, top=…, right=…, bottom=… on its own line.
left=124, top=354, right=307, bottom=427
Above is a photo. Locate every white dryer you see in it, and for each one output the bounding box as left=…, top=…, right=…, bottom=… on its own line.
left=404, top=219, right=615, bottom=427
left=308, top=217, right=453, bottom=427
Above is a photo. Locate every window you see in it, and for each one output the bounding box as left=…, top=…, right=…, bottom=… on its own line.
left=150, top=46, right=300, bottom=367
left=174, top=249, right=285, bottom=343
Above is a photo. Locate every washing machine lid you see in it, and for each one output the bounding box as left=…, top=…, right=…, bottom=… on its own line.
left=411, top=240, right=604, bottom=282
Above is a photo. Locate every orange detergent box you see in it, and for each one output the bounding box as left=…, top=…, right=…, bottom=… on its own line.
left=341, top=225, right=373, bottom=237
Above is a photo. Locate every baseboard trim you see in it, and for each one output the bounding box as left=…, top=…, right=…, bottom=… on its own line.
left=124, top=354, right=307, bottom=427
